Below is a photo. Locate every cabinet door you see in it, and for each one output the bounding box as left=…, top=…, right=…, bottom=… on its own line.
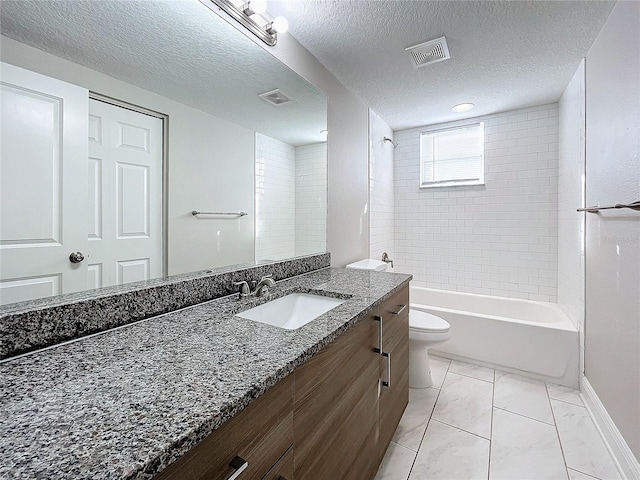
left=379, top=286, right=410, bottom=457
left=155, top=375, right=293, bottom=480
left=293, top=316, right=380, bottom=480
left=261, top=447, right=293, bottom=480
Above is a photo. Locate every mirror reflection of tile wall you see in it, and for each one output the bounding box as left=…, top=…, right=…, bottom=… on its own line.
left=255, top=133, right=327, bottom=262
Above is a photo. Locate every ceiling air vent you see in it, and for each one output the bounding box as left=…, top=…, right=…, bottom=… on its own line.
left=405, top=36, right=450, bottom=68
left=258, top=89, right=293, bottom=106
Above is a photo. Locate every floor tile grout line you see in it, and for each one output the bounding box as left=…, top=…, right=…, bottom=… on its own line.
left=487, top=368, right=495, bottom=480
left=492, top=405, right=556, bottom=426
left=548, top=395, right=585, bottom=408
left=546, top=382, right=572, bottom=480
left=567, top=467, right=605, bottom=480
left=429, top=418, right=491, bottom=441
left=446, top=369, right=494, bottom=384
left=406, top=359, right=451, bottom=479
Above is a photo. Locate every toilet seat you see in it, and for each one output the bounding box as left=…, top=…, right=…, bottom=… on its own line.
left=409, top=310, right=451, bottom=333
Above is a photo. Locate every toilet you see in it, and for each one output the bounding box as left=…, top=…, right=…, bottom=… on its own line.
left=409, top=310, right=451, bottom=388
left=345, top=258, right=452, bottom=389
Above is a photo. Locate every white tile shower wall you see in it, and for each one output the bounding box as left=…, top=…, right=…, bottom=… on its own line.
left=394, top=104, right=559, bottom=302
left=255, top=133, right=296, bottom=261
left=295, top=142, right=327, bottom=256
left=370, top=110, right=395, bottom=264
left=558, top=61, right=586, bottom=373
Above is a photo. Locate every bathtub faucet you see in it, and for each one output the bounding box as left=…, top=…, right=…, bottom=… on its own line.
left=381, top=252, right=394, bottom=268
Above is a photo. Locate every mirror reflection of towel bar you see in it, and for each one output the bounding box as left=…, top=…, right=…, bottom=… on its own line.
left=577, top=201, right=640, bottom=213
left=191, top=210, right=248, bottom=217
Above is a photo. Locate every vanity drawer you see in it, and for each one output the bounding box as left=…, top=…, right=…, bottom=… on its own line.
left=155, top=375, right=293, bottom=480
left=380, top=286, right=409, bottom=353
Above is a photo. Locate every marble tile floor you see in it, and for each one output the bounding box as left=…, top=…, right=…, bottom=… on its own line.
left=375, top=356, right=622, bottom=480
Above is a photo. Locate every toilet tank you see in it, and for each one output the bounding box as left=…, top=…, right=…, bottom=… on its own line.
left=345, top=259, right=388, bottom=271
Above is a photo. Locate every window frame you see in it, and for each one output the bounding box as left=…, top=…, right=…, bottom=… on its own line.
left=419, top=122, right=485, bottom=189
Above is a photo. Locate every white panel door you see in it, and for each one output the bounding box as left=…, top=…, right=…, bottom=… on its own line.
left=0, top=63, right=88, bottom=305
left=87, top=99, right=163, bottom=287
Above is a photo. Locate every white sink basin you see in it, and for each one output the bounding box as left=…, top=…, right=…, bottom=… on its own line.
left=237, top=293, right=345, bottom=330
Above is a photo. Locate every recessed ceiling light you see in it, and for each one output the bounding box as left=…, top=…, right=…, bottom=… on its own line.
left=452, top=103, right=475, bottom=113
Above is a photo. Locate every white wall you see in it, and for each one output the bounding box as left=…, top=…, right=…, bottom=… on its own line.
left=584, top=0, right=640, bottom=463
left=295, top=142, right=327, bottom=257
left=0, top=36, right=256, bottom=275
left=369, top=110, right=395, bottom=264
left=255, top=134, right=296, bottom=261
left=558, top=61, right=586, bottom=374
left=394, top=104, right=559, bottom=302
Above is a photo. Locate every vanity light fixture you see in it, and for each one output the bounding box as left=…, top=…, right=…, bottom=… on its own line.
left=452, top=103, right=475, bottom=113
left=242, top=0, right=266, bottom=16
left=200, top=0, right=288, bottom=47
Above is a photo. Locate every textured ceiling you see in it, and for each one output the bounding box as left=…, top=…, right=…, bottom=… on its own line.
left=0, top=0, right=327, bottom=146
left=269, top=0, right=614, bottom=129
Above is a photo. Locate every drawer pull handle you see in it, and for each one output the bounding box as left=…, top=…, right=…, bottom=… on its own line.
left=381, top=351, right=391, bottom=388
left=225, top=456, right=248, bottom=480
left=374, top=315, right=383, bottom=354
left=391, top=304, right=407, bottom=315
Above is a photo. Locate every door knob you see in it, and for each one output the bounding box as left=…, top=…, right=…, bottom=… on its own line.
left=69, top=252, right=85, bottom=263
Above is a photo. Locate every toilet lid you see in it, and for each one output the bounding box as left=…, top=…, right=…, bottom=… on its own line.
left=409, top=310, right=451, bottom=333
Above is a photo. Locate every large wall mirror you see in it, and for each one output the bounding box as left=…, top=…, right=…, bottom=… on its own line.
left=0, top=1, right=327, bottom=306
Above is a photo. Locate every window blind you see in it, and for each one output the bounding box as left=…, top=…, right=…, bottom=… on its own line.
left=420, top=123, right=484, bottom=187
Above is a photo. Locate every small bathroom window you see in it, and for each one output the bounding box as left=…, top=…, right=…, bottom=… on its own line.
left=419, top=122, right=484, bottom=188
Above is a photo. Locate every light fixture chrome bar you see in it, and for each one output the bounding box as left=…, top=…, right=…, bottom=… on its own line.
left=192, top=210, right=248, bottom=217
left=200, top=0, right=277, bottom=46
left=577, top=201, right=640, bottom=213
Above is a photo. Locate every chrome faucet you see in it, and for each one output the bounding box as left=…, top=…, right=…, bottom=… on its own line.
left=252, top=275, right=275, bottom=297
left=381, top=252, right=394, bottom=268
left=233, top=280, right=250, bottom=299
left=233, top=275, right=275, bottom=299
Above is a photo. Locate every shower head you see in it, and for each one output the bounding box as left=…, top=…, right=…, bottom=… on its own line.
left=383, top=137, right=398, bottom=148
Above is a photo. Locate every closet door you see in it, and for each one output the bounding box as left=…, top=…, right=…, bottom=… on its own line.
left=0, top=62, right=88, bottom=305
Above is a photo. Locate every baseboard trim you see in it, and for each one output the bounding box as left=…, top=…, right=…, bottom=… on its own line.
left=581, top=376, right=640, bottom=480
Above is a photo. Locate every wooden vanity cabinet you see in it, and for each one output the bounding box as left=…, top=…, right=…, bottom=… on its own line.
left=378, top=286, right=410, bottom=458
left=261, top=447, right=293, bottom=480
left=293, top=314, right=380, bottom=480
left=155, top=284, right=410, bottom=480
left=293, top=284, right=410, bottom=479
left=155, top=376, right=293, bottom=480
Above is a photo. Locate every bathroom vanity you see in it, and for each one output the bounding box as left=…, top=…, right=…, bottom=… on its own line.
left=0, top=257, right=410, bottom=479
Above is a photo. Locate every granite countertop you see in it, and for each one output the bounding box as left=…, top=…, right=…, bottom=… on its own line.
left=0, top=267, right=411, bottom=479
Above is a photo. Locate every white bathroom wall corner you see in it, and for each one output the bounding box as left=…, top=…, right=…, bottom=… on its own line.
left=581, top=377, right=640, bottom=480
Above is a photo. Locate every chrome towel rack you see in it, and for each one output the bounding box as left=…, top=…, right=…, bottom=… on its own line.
left=577, top=201, right=640, bottom=213
left=192, top=210, right=248, bottom=217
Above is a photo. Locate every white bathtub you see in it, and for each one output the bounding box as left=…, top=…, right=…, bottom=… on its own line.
left=410, top=286, right=579, bottom=388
